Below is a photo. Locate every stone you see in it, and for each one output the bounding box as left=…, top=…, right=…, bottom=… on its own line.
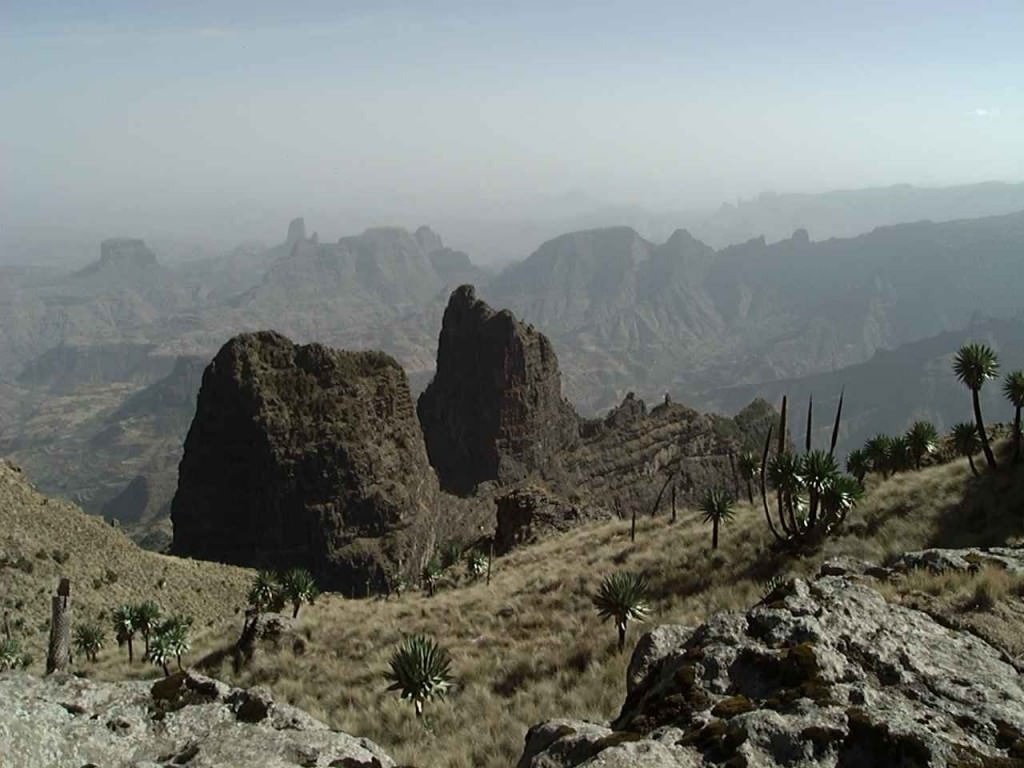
left=889, top=547, right=1024, bottom=576
left=170, top=331, right=444, bottom=595
left=625, top=625, right=695, bottom=695
left=286, top=217, right=307, bottom=246
left=0, top=671, right=395, bottom=767
left=494, top=486, right=613, bottom=555
left=98, top=238, right=159, bottom=270
left=518, top=574, right=1024, bottom=767
left=417, top=285, right=580, bottom=495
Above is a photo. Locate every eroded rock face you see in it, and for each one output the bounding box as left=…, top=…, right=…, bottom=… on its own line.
left=171, top=331, right=442, bottom=595
left=494, top=486, right=613, bottom=555
left=98, top=237, right=159, bottom=269
left=517, top=575, right=1024, bottom=768
left=417, top=285, right=580, bottom=495
left=0, top=670, right=395, bottom=768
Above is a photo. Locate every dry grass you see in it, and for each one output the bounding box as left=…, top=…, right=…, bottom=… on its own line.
left=7, top=450, right=1024, bottom=767
left=0, top=459, right=252, bottom=670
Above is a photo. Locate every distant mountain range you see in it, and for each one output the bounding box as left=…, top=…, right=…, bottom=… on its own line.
left=3, top=180, right=1024, bottom=537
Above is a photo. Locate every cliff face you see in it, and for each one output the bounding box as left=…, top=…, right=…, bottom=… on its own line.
left=417, top=285, right=580, bottom=495
left=170, top=331, right=442, bottom=594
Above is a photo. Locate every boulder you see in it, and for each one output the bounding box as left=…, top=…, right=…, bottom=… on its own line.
left=494, top=486, right=614, bottom=555
left=417, top=285, right=580, bottom=495
left=517, top=575, right=1024, bottom=767
left=0, top=671, right=395, bottom=767
left=889, top=547, right=1024, bottom=576
left=171, top=331, right=444, bottom=595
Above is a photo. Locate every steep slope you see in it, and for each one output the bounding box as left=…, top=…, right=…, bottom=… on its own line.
left=702, top=315, right=1024, bottom=455
left=483, top=210, right=1024, bottom=411
left=2, top=353, right=204, bottom=524
left=0, top=458, right=251, bottom=669
left=195, top=448, right=1024, bottom=768
left=417, top=285, right=580, bottom=494
left=171, top=331, right=463, bottom=594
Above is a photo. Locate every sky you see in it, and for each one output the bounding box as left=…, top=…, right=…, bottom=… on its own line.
left=2, top=0, right=1023, bottom=245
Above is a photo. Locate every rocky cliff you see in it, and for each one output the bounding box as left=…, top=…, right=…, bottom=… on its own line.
left=417, top=285, right=580, bottom=495
left=517, top=566, right=1024, bottom=768
left=171, top=331, right=444, bottom=595
left=0, top=670, right=395, bottom=767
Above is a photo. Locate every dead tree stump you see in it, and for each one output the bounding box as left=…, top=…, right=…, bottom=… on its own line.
left=46, top=578, right=72, bottom=674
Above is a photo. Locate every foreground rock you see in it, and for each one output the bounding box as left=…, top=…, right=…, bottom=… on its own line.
left=171, top=331, right=444, bottom=595
left=517, top=575, right=1024, bottom=767
left=0, top=670, right=394, bottom=767
left=417, top=285, right=580, bottom=495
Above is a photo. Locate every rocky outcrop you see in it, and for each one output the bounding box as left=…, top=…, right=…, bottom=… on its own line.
left=98, top=237, right=159, bottom=269
left=494, top=486, right=613, bottom=555
left=0, top=670, right=394, bottom=767
left=417, top=285, right=580, bottom=495
left=286, top=216, right=307, bottom=247
left=517, top=574, right=1024, bottom=767
left=171, top=331, right=444, bottom=595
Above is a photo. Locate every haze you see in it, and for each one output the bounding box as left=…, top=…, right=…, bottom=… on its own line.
left=3, top=0, right=1023, bottom=255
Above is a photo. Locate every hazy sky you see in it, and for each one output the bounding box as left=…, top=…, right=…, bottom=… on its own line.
left=3, top=0, right=1023, bottom=243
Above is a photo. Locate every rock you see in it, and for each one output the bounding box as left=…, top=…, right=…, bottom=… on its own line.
left=0, top=671, right=395, bottom=767
left=286, top=217, right=307, bottom=246
left=602, top=393, right=647, bottom=431
left=170, top=331, right=444, bottom=595
left=625, top=625, right=695, bottom=695
left=98, top=238, right=159, bottom=269
left=417, top=285, right=580, bottom=495
left=517, top=575, right=1024, bottom=767
left=494, top=486, right=613, bottom=555
left=889, top=547, right=1024, bottom=576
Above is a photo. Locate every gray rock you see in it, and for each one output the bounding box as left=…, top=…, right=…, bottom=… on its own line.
left=626, top=625, right=695, bottom=695
left=0, top=670, right=395, bottom=768
left=495, top=486, right=614, bottom=555
left=890, top=547, right=1024, bottom=575
left=518, top=573, right=1024, bottom=767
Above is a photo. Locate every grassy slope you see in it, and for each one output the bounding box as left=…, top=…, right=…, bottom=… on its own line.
left=5, top=448, right=1022, bottom=767
left=0, top=459, right=252, bottom=669
left=167, top=450, right=1023, bottom=768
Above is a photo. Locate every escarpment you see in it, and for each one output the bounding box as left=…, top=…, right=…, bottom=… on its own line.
left=170, top=331, right=444, bottom=595
left=417, top=285, right=581, bottom=495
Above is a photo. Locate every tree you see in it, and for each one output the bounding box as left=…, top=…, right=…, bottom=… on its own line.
left=845, top=449, right=870, bottom=483
left=801, top=450, right=839, bottom=528
left=465, top=551, right=487, bottom=581
left=149, top=615, right=191, bottom=676
left=592, top=572, right=650, bottom=652
left=280, top=568, right=319, bottom=618
left=767, top=453, right=803, bottom=535
left=952, top=421, right=982, bottom=477
left=112, top=605, right=138, bottom=664
left=1003, top=370, right=1024, bottom=464
left=700, top=488, right=737, bottom=549
left=953, top=343, right=999, bottom=470
left=736, top=452, right=758, bottom=504
left=905, top=421, right=938, bottom=470
left=887, top=435, right=913, bottom=474
left=385, top=635, right=453, bottom=718
left=864, top=435, right=893, bottom=479
left=820, top=474, right=864, bottom=528
left=133, top=601, right=161, bottom=660
left=73, top=623, right=105, bottom=663
left=421, top=560, right=441, bottom=597
left=248, top=571, right=281, bottom=613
